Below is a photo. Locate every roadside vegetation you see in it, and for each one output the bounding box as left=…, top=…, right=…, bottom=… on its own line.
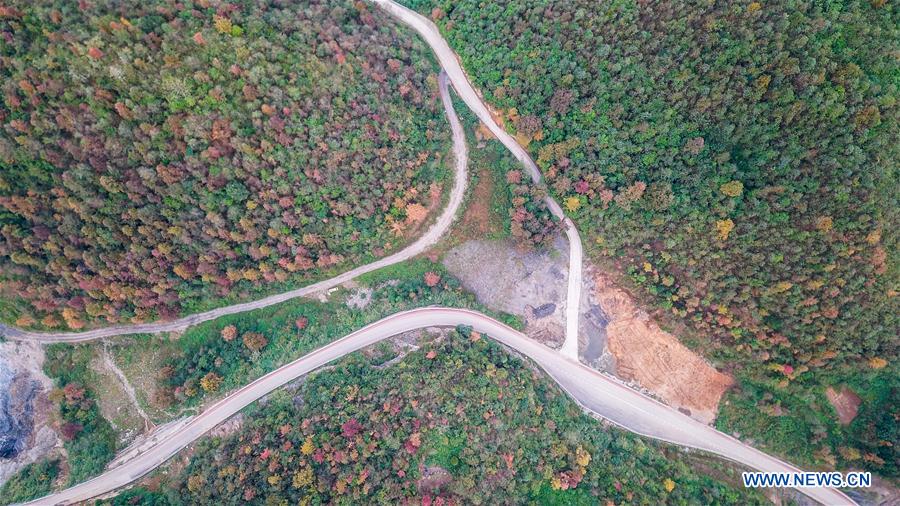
left=0, top=458, right=60, bottom=505
left=446, top=94, right=558, bottom=249
left=143, top=259, right=499, bottom=413
left=0, top=345, right=119, bottom=505
left=42, top=345, right=118, bottom=485
left=0, top=259, right=517, bottom=500
left=0, top=0, right=450, bottom=330
left=98, top=329, right=765, bottom=505
left=718, top=366, right=898, bottom=477
left=402, top=0, right=898, bottom=477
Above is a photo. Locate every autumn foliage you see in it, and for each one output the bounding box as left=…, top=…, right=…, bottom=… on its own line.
left=406, top=0, right=898, bottom=476
left=423, top=271, right=441, bottom=287
left=0, top=0, right=448, bottom=329
left=172, top=331, right=761, bottom=504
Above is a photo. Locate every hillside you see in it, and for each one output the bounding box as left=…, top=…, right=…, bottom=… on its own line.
left=110, top=331, right=764, bottom=505
left=0, top=0, right=449, bottom=329
left=403, top=0, right=898, bottom=477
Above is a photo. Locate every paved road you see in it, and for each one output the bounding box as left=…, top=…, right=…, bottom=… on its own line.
left=0, top=72, right=468, bottom=344
left=23, top=307, right=854, bottom=505
left=370, top=0, right=583, bottom=359
left=0, top=0, right=582, bottom=360
left=4, top=5, right=856, bottom=505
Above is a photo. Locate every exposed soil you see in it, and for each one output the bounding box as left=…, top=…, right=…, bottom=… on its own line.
left=851, top=474, right=900, bottom=506
left=442, top=237, right=621, bottom=368
left=102, top=345, right=153, bottom=431
left=824, top=386, right=862, bottom=425
left=442, top=237, right=571, bottom=349
left=458, top=169, right=496, bottom=236
left=89, top=346, right=151, bottom=446
left=208, top=413, right=244, bottom=439
left=106, top=416, right=192, bottom=471
left=0, top=341, right=60, bottom=486
left=589, top=270, right=734, bottom=424
left=345, top=285, right=373, bottom=310
left=108, top=337, right=175, bottom=421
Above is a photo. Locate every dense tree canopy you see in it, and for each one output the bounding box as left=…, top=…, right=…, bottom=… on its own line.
left=404, top=0, right=898, bottom=475
left=0, top=0, right=449, bottom=328
left=0, top=458, right=60, bottom=505
left=165, top=331, right=761, bottom=505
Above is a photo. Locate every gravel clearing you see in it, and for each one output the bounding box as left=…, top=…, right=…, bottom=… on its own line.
left=442, top=237, right=608, bottom=364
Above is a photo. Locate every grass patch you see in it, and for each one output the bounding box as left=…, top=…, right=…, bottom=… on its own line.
left=718, top=365, right=899, bottom=476
left=107, top=259, right=525, bottom=423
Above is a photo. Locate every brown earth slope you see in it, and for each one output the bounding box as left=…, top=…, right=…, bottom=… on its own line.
left=591, top=272, right=733, bottom=423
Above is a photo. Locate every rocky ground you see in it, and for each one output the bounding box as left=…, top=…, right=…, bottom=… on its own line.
left=0, top=341, right=60, bottom=486
left=443, top=236, right=609, bottom=362
left=443, top=237, right=734, bottom=424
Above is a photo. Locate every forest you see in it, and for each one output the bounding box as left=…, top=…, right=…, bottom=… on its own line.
left=1, top=0, right=896, bottom=497
left=0, top=0, right=450, bottom=329
left=403, top=0, right=898, bottom=476
left=41, top=344, right=118, bottom=485
left=102, top=330, right=763, bottom=505
left=0, top=458, right=60, bottom=505
left=0, top=259, right=513, bottom=504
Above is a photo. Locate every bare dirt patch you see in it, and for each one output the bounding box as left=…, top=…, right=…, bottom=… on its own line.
left=824, top=386, right=861, bottom=425
left=208, top=413, right=244, bottom=439
left=442, top=237, right=611, bottom=357
left=590, top=270, right=734, bottom=424
left=442, top=238, right=735, bottom=423
left=108, top=337, right=176, bottom=422
left=443, top=238, right=569, bottom=348
left=345, top=285, right=373, bottom=310
left=89, top=347, right=151, bottom=446
left=458, top=169, right=496, bottom=236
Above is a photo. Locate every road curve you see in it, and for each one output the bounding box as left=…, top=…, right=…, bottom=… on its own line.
left=1, top=0, right=583, bottom=360
left=0, top=72, right=468, bottom=344
left=369, top=0, right=582, bottom=358
left=23, top=307, right=854, bottom=505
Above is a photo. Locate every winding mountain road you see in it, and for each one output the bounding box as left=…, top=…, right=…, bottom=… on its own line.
left=370, top=0, right=584, bottom=358
left=5, top=4, right=855, bottom=505
left=0, top=0, right=582, bottom=359
left=23, top=307, right=853, bottom=505
left=0, top=72, right=468, bottom=344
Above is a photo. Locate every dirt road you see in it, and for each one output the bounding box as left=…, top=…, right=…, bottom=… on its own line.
left=0, top=72, right=468, bottom=344
left=23, top=307, right=854, bottom=506
left=370, top=0, right=583, bottom=358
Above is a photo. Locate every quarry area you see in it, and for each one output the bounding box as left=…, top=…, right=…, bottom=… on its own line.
left=0, top=342, right=59, bottom=486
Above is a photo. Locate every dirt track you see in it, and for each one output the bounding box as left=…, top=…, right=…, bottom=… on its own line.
left=0, top=72, right=469, bottom=344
